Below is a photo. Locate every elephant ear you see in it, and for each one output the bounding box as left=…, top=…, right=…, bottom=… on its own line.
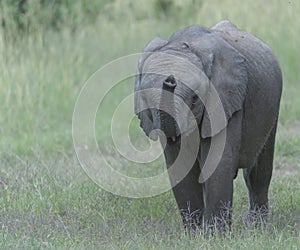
left=134, top=37, right=168, bottom=137
left=191, top=33, right=247, bottom=138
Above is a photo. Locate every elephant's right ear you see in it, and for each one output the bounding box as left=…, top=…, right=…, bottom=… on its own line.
left=136, top=37, right=169, bottom=77
left=134, top=37, right=168, bottom=137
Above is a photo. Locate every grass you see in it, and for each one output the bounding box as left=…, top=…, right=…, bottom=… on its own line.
left=0, top=0, right=300, bottom=248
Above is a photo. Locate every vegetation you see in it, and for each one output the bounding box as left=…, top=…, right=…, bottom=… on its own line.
left=0, top=0, right=299, bottom=248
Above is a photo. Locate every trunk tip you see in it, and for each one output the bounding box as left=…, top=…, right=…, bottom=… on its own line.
left=163, top=75, right=177, bottom=89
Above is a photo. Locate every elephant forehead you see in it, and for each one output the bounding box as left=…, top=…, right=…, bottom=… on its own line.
left=140, top=74, right=205, bottom=104
left=140, top=73, right=161, bottom=88
left=142, top=56, right=209, bottom=94
left=142, top=52, right=198, bottom=76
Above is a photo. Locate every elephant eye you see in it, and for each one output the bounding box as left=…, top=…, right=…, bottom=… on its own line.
left=191, top=95, right=199, bottom=110
left=191, top=95, right=198, bottom=106
left=182, top=42, right=190, bottom=49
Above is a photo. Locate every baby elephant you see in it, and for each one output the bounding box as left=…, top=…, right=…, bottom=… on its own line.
left=134, top=20, right=282, bottom=233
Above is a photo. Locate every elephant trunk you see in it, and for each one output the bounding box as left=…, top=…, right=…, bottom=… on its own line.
left=159, top=75, right=177, bottom=140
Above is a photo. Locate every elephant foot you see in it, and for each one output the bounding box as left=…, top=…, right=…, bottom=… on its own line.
left=203, top=204, right=233, bottom=236
left=180, top=208, right=203, bottom=236
left=180, top=207, right=233, bottom=236
left=246, top=205, right=269, bottom=227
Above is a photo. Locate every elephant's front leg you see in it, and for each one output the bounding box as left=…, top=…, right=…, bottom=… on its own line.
left=163, top=142, right=204, bottom=234
left=200, top=112, right=242, bottom=233
left=200, top=136, right=235, bottom=233
left=172, top=161, right=204, bottom=234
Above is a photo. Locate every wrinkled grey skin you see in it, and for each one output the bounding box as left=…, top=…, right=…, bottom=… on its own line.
left=134, top=20, right=282, bottom=233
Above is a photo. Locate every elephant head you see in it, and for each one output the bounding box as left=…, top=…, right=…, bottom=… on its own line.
left=134, top=25, right=248, bottom=143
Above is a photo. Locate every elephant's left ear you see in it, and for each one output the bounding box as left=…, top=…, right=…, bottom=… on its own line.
left=192, top=34, right=248, bottom=138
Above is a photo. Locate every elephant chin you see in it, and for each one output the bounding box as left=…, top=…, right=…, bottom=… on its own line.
left=161, top=134, right=182, bottom=145
left=164, top=126, right=198, bottom=144
left=166, top=134, right=181, bottom=144
left=148, top=129, right=181, bottom=144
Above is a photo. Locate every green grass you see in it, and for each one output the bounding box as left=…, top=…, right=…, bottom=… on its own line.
left=0, top=0, right=300, bottom=248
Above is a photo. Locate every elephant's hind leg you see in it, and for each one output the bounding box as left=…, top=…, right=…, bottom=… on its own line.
left=243, top=125, right=277, bottom=223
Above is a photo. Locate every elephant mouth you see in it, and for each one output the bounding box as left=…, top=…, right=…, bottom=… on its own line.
left=166, top=134, right=181, bottom=145
left=164, top=126, right=198, bottom=145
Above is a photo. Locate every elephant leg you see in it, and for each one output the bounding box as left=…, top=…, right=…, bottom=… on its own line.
left=163, top=142, right=204, bottom=234
left=243, top=125, right=276, bottom=223
left=203, top=178, right=234, bottom=234
left=172, top=161, right=204, bottom=233
left=200, top=111, right=242, bottom=233
left=201, top=135, right=236, bottom=234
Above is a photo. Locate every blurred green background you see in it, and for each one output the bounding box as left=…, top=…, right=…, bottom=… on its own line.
left=0, top=0, right=299, bottom=155
left=0, top=0, right=299, bottom=248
